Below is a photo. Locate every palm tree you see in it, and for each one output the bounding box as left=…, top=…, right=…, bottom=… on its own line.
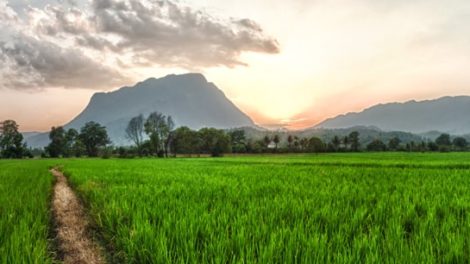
left=273, top=134, right=280, bottom=151
left=287, top=135, right=294, bottom=151
left=343, top=136, right=349, bottom=151
left=331, top=136, right=340, bottom=151
left=263, top=135, right=271, bottom=152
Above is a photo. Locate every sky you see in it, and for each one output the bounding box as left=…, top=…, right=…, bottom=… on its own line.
left=2, top=0, right=470, bottom=131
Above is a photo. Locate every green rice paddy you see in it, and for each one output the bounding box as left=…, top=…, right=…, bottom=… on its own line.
left=1, top=153, right=469, bottom=263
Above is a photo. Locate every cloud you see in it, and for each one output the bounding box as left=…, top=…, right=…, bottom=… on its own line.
left=0, top=35, right=130, bottom=89
left=0, top=0, right=279, bottom=90
left=81, top=0, right=279, bottom=67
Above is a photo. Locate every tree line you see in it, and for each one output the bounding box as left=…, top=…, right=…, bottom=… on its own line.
left=0, top=120, right=32, bottom=158
left=1, top=116, right=469, bottom=159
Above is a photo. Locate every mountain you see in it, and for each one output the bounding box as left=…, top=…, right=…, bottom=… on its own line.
left=315, top=96, right=470, bottom=134
left=26, top=73, right=255, bottom=147
left=22, top=132, right=41, bottom=140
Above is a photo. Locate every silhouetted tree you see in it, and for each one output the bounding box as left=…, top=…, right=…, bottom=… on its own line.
left=331, top=136, right=341, bottom=152
left=409, top=141, right=416, bottom=152
left=308, top=137, right=325, bottom=153
left=453, top=137, right=468, bottom=150
left=79, top=122, right=111, bottom=157
left=435, top=133, right=451, bottom=152
left=348, top=131, right=360, bottom=152
left=300, top=138, right=309, bottom=151
left=435, top=134, right=451, bottom=146
left=343, top=136, right=350, bottom=151
left=367, top=139, right=387, bottom=151
left=263, top=135, right=271, bottom=151
left=273, top=134, right=280, bottom=151
left=287, top=135, right=294, bottom=150
left=388, top=137, right=401, bottom=151
left=419, top=141, right=427, bottom=152
left=427, top=141, right=439, bottom=152
left=293, top=136, right=300, bottom=151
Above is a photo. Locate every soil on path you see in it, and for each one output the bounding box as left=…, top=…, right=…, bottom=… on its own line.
left=51, top=168, right=105, bottom=264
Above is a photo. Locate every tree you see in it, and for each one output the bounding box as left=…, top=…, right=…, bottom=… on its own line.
left=273, top=134, right=280, bottom=151
left=388, top=137, right=401, bottom=151
left=287, top=135, right=294, bottom=150
left=46, top=126, right=66, bottom=157
left=408, top=141, right=416, bottom=152
left=293, top=136, right=300, bottom=151
left=173, top=126, right=201, bottom=156
left=427, top=141, right=439, bottom=152
left=299, top=138, right=309, bottom=151
left=78, top=122, right=111, bottom=157
left=126, top=114, right=144, bottom=151
left=453, top=137, right=468, bottom=151
left=144, top=112, right=175, bottom=157
left=248, top=140, right=265, bottom=154
left=64, top=128, right=79, bottom=157
left=343, top=136, right=349, bottom=151
left=435, top=133, right=451, bottom=152
left=144, top=112, right=164, bottom=156
left=0, top=120, right=26, bottom=158
left=331, top=136, right=341, bottom=152
left=307, top=137, right=325, bottom=153
left=435, top=133, right=451, bottom=146
left=72, top=139, right=86, bottom=157
left=198, top=128, right=231, bottom=157
left=348, top=131, right=360, bottom=152
left=229, top=130, right=247, bottom=153
left=47, top=127, right=78, bottom=158
left=418, top=141, right=427, bottom=152
left=263, top=135, right=271, bottom=150
left=367, top=139, right=387, bottom=151
left=164, top=116, right=175, bottom=157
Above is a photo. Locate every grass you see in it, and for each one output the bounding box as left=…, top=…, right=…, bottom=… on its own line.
left=56, top=153, right=470, bottom=263
left=0, top=153, right=469, bottom=263
left=0, top=160, right=54, bottom=263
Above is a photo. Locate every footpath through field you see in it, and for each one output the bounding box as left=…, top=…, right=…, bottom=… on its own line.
left=51, top=168, right=105, bottom=264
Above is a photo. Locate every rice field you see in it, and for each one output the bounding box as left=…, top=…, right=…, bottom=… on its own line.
left=61, top=153, right=470, bottom=263
left=0, top=160, right=54, bottom=263
left=1, top=153, right=470, bottom=263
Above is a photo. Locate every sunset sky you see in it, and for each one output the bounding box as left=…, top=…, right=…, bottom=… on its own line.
left=2, top=0, right=470, bottom=131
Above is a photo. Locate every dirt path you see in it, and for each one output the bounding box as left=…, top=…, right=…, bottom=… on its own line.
left=51, top=168, right=105, bottom=264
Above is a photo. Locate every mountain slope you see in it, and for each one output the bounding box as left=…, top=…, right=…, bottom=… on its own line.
left=27, top=73, right=255, bottom=147
left=315, top=96, right=470, bottom=134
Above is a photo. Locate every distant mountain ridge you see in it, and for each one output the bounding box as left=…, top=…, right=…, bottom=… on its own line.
left=26, top=73, right=255, bottom=147
left=315, top=96, right=470, bottom=134
left=23, top=80, right=470, bottom=148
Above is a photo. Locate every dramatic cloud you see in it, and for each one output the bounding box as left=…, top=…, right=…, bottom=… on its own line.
left=0, top=0, right=279, bottom=90
left=88, top=0, right=279, bottom=67
left=0, top=35, right=130, bottom=89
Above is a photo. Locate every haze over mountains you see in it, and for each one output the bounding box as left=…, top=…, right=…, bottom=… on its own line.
left=23, top=73, right=470, bottom=148
left=26, top=73, right=255, bottom=147
left=315, top=96, right=470, bottom=135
